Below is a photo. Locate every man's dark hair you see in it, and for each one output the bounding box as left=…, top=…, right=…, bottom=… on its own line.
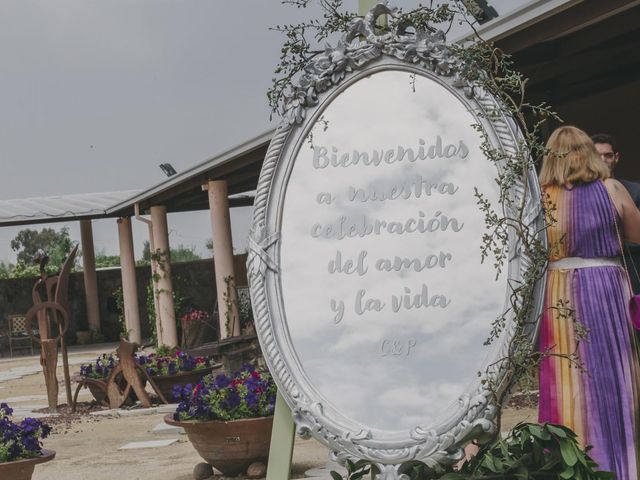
left=591, top=133, right=619, bottom=153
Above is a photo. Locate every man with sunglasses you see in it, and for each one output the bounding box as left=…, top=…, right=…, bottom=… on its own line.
left=592, top=133, right=640, bottom=208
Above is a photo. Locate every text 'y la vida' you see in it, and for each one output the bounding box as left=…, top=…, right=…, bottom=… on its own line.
left=327, top=250, right=453, bottom=324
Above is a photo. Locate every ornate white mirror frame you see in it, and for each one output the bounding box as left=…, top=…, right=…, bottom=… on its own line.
left=248, top=4, right=546, bottom=478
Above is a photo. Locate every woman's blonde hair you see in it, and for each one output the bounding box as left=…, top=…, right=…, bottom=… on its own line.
left=539, top=125, right=609, bottom=186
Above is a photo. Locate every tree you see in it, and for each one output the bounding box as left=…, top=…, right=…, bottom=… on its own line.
left=94, top=249, right=120, bottom=268
left=140, top=240, right=201, bottom=264
left=171, top=245, right=201, bottom=263
left=10, top=227, right=74, bottom=269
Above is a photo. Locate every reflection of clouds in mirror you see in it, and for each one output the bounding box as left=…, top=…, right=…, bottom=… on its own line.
left=307, top=354, right=470, bottom=432
left=280, top=70, right=506, bottom=432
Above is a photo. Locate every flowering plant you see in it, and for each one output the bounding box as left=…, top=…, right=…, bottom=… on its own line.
left=79, top=353, right=117, bottom=379
left=79, top=349, right=211, bottom=379
left=136, top=348, right=211, bottom=377
left=0, top=403, right=51, bottom=462
left=173, top=364, right=276, bottom=421
left=180, top=309, right=211, bottom=323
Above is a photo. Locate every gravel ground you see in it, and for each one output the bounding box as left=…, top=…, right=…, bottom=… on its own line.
left=1, top=344, right=537, bottom=480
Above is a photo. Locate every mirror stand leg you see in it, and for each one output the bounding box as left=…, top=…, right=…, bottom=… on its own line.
left=266, top=392, right=295, bottom=480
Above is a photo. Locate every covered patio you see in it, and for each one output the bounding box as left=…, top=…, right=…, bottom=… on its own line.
left=0, top=130, right=272, bottom=352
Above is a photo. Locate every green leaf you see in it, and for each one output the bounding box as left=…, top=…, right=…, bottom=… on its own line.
left=527, top=424, right=551, bottom=440
left=596, top=472, right=616, bottom=480
left=559, top=466, right=575, bottom=479
left=546, top=424, right=568, bottom=438
left=330, top=471, right=344, bottom=480
left=559, top=439, right=578, bottom=466
left=350, top=467, right=371, bottom=480
left=353, top=459, right=371, bottom=469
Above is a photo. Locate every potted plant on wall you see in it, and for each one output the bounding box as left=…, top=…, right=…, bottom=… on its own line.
left=180, top=309, right=217, bottom=348
left=164, top=364, right=276, bottom=476
left=0, top=403, right=54, bottom=480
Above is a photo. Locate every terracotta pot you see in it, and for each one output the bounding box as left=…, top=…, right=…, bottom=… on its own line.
left=164, top=414, right=273, bottom=476
left=151, top=366, right=218, bottom=402
left=0, top=450, right=55, bottom=480
left=181, top=319, right=217, bottom=349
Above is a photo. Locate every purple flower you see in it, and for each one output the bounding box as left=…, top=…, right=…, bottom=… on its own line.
left=0, top=403, right=51, bottom=462
left=213, top=374, right=230, bottom=389
left=1, top=403, right=13, bottom=416
left=172, top=365, right=276, bottom=422
left=224, top=390, right=241, bottom=409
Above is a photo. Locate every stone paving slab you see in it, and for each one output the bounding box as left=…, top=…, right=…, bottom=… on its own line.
left=0, top=374, right=27, bottom=382
left=1, top=394, right=47, bottom=402
left=118, top=438, right=179, bottom=450
left=89, top=409, right=121, bottom=417
left=151, top=422, right=185, bottom=435
left=306, top=461, right=347, bottom=479
left=156, top=403, right=179, bottom=414
left=0, top=356, right=102, bottom=384
left=118, top=407, right=158, bottom=417
left=10, top=405, right=59, bottom=419
left=1, top=390, right=91, bottom=404
left=88, top=406, right=170, bottom=418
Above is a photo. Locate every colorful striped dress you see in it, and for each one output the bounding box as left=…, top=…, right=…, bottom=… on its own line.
left=539, top=179, right=640, bottom=479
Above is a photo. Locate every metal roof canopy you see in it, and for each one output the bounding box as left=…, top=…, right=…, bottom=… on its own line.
left=0, top=129, right=273, bottom=228
left=107, top=129, right=274, bottom=217
left=0, top=190, right=141, bottom=227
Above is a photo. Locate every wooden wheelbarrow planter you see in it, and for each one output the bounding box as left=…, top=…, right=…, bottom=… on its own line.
left=71, top=340, right=168, bottom=412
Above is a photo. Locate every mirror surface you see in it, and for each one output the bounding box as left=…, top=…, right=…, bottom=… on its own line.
left=279, top=70, right=506, bottom=433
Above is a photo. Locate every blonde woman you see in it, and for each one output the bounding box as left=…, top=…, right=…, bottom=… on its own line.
left=539, top=125, right=640, bottom=479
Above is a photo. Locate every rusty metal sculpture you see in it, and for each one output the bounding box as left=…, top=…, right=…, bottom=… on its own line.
left=24, top=245, right=78, bottom=411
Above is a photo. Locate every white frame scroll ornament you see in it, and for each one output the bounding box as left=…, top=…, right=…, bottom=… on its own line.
left=248, top=3, right=545, bottom=479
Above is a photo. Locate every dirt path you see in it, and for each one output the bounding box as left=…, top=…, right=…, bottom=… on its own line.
left=1, top=345, right=536, bottom=480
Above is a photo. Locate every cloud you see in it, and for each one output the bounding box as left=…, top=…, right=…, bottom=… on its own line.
left=278, top=70, right=509, bottom=432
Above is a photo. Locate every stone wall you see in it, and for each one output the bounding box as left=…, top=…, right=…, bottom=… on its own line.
left=0, top=254, right=248, bottom=343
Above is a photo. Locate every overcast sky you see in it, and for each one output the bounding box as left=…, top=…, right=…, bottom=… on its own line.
left=0, top=0, right=522, bottom=264
left=0, top=0, right=333, bottom=263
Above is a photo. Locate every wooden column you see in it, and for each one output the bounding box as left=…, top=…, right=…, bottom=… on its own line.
left=149, top=205, right=178, bottom=347
left=79, top=219, right=101, bottom=333
left=117, top=217, right=141, bottom=344
left=207, top=180, right=239, bottom=338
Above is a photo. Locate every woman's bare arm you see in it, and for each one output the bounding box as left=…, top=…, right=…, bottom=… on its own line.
left=604, top=178, right=640, bottom=243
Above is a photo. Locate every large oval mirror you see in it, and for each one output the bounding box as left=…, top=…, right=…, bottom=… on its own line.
left=281, top=69, right=505, bottom=432
left=248, top=6, right=544, bottom=475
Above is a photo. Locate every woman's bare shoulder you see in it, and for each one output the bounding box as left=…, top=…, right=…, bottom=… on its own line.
left=604, top=178, right=625, bottom=193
